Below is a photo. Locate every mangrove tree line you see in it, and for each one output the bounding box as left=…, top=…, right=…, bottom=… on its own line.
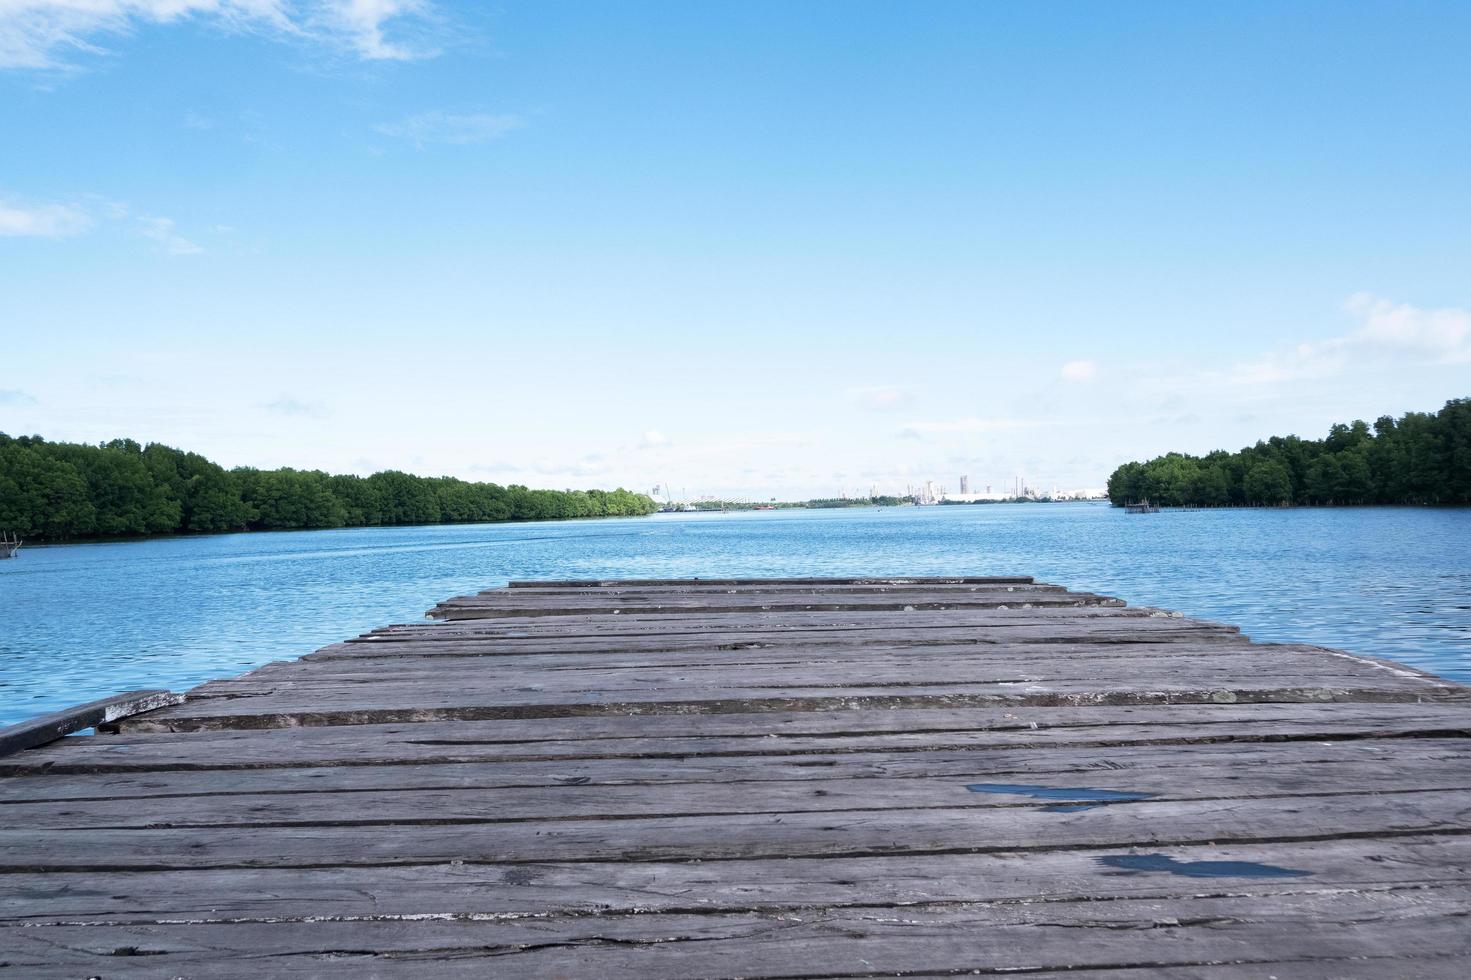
left=1106, top=398, right=1470, bottom=507
left=0, top=434, right=658, bottom=541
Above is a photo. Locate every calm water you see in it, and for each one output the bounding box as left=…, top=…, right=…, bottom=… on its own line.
left=2, top=504, right=1468, bottom=727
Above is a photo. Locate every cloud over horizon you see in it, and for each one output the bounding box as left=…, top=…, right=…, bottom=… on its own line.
left=1234, top=293, right=1471, bottom=384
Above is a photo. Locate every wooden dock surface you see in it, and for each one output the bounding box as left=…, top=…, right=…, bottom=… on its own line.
left=3, top=576, right=1470, bottom=977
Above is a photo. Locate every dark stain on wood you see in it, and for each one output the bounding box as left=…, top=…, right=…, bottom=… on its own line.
left=1098, top=853, right=1314, bottom=879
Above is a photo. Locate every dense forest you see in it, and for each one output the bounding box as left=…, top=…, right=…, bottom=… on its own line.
left=0, top=434, right=658, bottom=542
left=1107, top=398, right=1470, bottom=507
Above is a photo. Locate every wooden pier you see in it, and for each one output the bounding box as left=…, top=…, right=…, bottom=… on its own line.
left=3, top=576, right=1470, bottom=977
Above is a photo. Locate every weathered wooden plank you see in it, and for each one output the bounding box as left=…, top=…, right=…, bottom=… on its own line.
left=5, top=791, right=1470, bottom=870
left=118, top=688, right=1467, bottom=734
left=15, top=701, right=1461, bottom=758
left=506, top=576, right=1038, bottom=587
left=182, top=649, right=1454, bottom=695
left=8, top=703, right=1467, bottom=780
left=3, top=890, right=1470, bottom=979
left=360, top=613, right=1219, bottom=638
left=307, top=640, right=1262, bottom=671
left=5, top=738, right=1467, bottom=803
left=434, top=587, right=1117, bottom=607
left=0, top=691, right=182, bottom=758
left=203, top=648, right=1418, bottom=690
left=117, top=657, right=1467, bottom=732
left=342, top=617, right=1246, bottom=654
left=12, top=754, right=1471, bottom=829
left=3, top=836, right=1465, bottom=925
left=435, top=585, right=1079, bottom=608
left=380, top=603, right=1199, bottom=629
left=322, top=631, right=1252, bottom=662
left=495, top=582, right=1074, bottom=598
left=428, top=593, right=1127, bottom=619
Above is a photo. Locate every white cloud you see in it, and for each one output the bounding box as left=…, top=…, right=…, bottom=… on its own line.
left=0, top=388, right=39, bottom=404
left=0, top=197, right=90, bottom=236
left=638, top=430, right=669, bottom=449
left=315, top=0, right=431, bottom=61
left=1060, top=359, right=1097, bottom=381
left=1234, top=293, right=1471, bottom=384
left=138, top=215, right=202, bottom=254
left=0, top=1, right=437, bottom=70
left=1343, top=292, right=1470, bottom=360
left=1, top=197, right=211, bottom=255
left=374, top=110, right=522, bottom=147
left=850, top=385, right=913, bottom=411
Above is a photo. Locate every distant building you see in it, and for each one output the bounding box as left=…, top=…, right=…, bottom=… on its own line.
left=959, top=475, right=970, bottom=494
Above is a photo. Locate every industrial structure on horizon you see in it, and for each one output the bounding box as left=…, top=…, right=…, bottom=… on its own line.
left=649, top=478, right=1107, bottom=509
left=909, top=476, right=1106, bottom=505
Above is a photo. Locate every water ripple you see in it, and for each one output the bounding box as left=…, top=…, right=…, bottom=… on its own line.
left=1, top=504, right=1468, bottom=726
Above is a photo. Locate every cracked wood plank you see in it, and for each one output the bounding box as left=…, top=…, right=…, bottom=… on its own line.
left=3, top=889, right=1470, bottom=979
left=3, top=835, right=1467, bottom=926
left=5, top=791, right=1471, bottom=871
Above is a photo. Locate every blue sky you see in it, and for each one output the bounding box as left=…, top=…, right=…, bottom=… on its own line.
left=2, top=1, right=1468, bottom=499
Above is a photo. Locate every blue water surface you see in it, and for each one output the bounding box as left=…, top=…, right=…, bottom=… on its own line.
left=1, top=504, right=1468, bottom=726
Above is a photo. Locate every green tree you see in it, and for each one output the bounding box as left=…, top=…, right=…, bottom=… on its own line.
left=1, top=431, right=655, bottom=541
left=1243, top=460, right=1293, bottom=505
left=0, top=440, right=96, bottom=537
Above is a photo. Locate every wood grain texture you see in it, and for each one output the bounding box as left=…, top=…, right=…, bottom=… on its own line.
left=2, top=576, right=1469, bottom=976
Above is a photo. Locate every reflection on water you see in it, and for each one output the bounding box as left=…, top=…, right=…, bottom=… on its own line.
left=2, top=504, right=1468, bottom=726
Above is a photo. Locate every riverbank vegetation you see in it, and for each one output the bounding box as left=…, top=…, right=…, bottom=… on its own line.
left=0, top=434, right=658, bottom=542
left=1107, top=398, right=1469, bottom=507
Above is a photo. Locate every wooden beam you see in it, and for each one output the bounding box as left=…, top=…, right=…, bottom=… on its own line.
left=0, top=690, right=182, bottom=758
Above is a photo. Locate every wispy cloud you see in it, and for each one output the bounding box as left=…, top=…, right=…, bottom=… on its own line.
left=0, top=1, right=439, bottom=71
left=1060, top=359, right=1097, bottom=381
left=638, top=429, right=670, bottom=449
left=469, top=458, right=616, bottom=480
left=850, top=385, right=914, bottom=411
left=374, top=110, right=522, bottom=147
left=3, top=196, right=208, bottom=253
left=264, top=396, right=328, bottom=418
left=899, top=417, right=1041, bottom=435
left=895, top=417, right=1044, bottom=441
left=1234, top=293, right=1471, bottom=384
left=138, top=216, right=202, bottom=254
left=0, top=196, right=90, bottom=236
left=0, top=388, right=39, bottom=405
left=316, top=0, right=435, bottom=61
